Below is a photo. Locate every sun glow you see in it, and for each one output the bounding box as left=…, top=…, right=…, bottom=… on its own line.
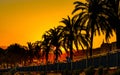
left=0, top=0, right=116, bottom=49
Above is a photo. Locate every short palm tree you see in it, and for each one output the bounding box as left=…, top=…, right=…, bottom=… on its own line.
left=26, top=41, right=42, bottom=63
left=33, top=41, right=42, bottom=59
left=27, top=42, right=35, bottom=63
left=46, top=26, right=63, bottom=62
left=41, top=34, right=51, bottom=64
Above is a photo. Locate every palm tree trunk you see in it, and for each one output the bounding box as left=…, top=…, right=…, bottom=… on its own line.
left=45, top=54, right=48, bottom=75
left=116, top=25, right=120, bottom=68
left=115, top=0, right=120, bottom=68
left=45, top=60, right=48, bottom=75
left=70, top=40, right=73, bottom=72
left=90, top=27, right=94, bottom=66
left=55, top=46, right=59, bottom=62
left=116, top=26, right=120, bottom=49
left=90, top=31, right=93, bottom=57
left=70, top=45, right=73, bottom=60
left=86, top=48, right=89, bottom=68
left=116, top=0, right=120, bottom=67
left=55, top=46, right=59, bottom=72
left=116, top=0, right=120, bottom=49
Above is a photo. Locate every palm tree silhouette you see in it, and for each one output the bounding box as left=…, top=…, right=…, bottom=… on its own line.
left=43, top=26, right=64, bottom=73
left=40, top=33, right=52, bottom=74
left=61, top=16, right=90, bottom=73
left=72, top=0, right=113, bottom=57
left=26, top=41, right=42, bottom=64
left=61, top=16, right=90, bottom=61
left=46, top=26, right=63, bottom=63
left=33, top=41, right=42, bottom=59
left=41, top=34, right=51, bottom=64
left=106, top=0, right=120, bottom=49
left=61, top=16, right=77, bottom=60
left=27, top=42, right=35, bottom=63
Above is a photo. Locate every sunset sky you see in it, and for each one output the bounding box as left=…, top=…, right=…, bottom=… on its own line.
left=0, top=0, right=116, bottom=48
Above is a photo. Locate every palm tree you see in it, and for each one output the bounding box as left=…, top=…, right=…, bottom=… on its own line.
left=40, top=34, right=51, bottom=74
left=27, top=42, right=35, bottom=63
left=105, top=0, right=120, bottom=49
left=33, top=41, right=42, bottom=59
left=46, top=26, right=63, bottom=63
left=26, top=41, right=42, bottom=65
left=105, top=0, right=120, bottom=68
left=44, top=26, right=64, bottom=72
left=61, top=16, right=90, bottom=73
left=72, top=0, right=113, bottom=57
left=61, top=16, right=90, bottom=61
left=61, top=16, right=77, bottom=61
left=41, top=34, right=51, bottom=64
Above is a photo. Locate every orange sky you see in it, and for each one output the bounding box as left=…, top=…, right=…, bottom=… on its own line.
left=0, top=0, right=116, bottom=48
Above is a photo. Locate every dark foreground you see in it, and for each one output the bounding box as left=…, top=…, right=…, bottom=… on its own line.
left=0, top=51, right=120, bottom=75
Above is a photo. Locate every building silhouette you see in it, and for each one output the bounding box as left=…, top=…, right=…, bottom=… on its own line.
left=73, top=42, right=116, bottom=61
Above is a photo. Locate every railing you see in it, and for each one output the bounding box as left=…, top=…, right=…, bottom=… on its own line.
left=0, top=51, right=120, bottom=73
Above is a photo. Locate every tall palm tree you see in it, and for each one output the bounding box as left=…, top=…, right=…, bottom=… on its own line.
left=61, top=16, right=90, bottom=72
left=72, top=0, right=113, bottom=57
left=61, top=16, right=90, bottom=60
left=61, top=16, right=76, bottom=61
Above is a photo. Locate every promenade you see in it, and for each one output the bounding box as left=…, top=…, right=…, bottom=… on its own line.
left=0, top=50, right=120, bottom=74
